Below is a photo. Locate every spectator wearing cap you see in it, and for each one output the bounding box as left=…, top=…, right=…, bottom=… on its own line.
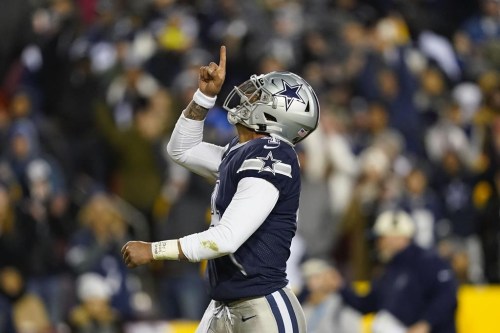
left=301, top=258, right=362, bottom=333
left=336, top=210, right=458, bottom=333
left=68, top=272, right=121, bottom=333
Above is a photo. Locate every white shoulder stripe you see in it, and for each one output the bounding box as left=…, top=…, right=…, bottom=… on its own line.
left=237, top=158, right=292, bottom=178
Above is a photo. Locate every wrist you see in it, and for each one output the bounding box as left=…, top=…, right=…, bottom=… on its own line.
left=151, top=240, right=180, bottom=260
left=193, top=89, right=217, bottom=109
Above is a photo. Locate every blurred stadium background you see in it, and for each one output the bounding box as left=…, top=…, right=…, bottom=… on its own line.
left=1, top=0, right=500, bottom=332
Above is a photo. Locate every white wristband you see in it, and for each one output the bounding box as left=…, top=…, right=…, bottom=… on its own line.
left=151, top=240, right=180, bottom=260
left=193, top=89, right=217, bottom=109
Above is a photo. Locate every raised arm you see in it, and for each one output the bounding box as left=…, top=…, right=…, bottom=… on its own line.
left=166, top=46, right=227, bottom=181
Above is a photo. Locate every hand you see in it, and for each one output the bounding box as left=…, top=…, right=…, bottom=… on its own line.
left=407, top=321, right=431, bottom=333
left=199, top=45, right=226, bottom=97
left=121, top=241, right=153, bottom=268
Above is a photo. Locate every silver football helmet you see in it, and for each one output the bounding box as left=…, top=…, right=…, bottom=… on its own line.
left=223, top=71, right=320, bottom=144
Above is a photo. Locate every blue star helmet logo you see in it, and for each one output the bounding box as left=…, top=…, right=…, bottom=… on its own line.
left=274, top=79, right=305, bottom=111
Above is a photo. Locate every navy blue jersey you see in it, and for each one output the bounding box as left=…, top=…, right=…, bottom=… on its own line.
left=207, top=136, right=301, bottom=301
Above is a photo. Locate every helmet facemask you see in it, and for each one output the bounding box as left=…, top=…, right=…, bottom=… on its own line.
left=224, top=75, right=273, bottom=130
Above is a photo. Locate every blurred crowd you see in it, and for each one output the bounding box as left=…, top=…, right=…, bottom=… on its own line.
left=1, top=0, right=500, bottom=332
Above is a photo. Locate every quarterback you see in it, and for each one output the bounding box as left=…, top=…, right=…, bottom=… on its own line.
left=122, top=46, right=320, bottom=333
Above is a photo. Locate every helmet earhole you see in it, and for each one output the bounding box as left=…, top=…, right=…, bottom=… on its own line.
left=264, top=113, right=277, bottom=122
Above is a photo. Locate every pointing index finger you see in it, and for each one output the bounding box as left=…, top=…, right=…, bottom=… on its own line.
left=219, top=45, right=226, bottom=71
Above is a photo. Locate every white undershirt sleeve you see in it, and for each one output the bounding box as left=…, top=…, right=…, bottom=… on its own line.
left=179, top=177, right=279, bottom=262
left=166, top=113, right=225, bottom=181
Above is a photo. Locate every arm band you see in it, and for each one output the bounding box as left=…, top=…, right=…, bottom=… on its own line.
left=193, top=89, right=217, bottom=109
left=151, top=240, right=180, bottom=260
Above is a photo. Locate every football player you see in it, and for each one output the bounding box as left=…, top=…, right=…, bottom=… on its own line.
left=122, top=46, right=320, bottom=333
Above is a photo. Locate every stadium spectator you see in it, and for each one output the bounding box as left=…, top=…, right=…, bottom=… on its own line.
left=400, top=166, right=443, bottom=249
left=50, top=52, right=109, bottom=186
left=295, top=138, right=336, bottom=261
left=460, top=0, right=500, bottom=45
left=301, top=258, right=362, bottom=333
left=69, top=272, right=121, bottom=333
left=337, top=210, right=458, bottom=333
left=105, top=56, right=160, bottom=131
left=317, top=106, right=359, bottom=221
left=1, top=120, right=72, bottom=324
left=0, top=182, right=35, bottom=274
left=66, top=192, right=134, bottom=320
left=0, top=266, right=52, bottom=333
left=95, top=91, right=170, bottom=228
left=432, top=149, right=484, bottom=283
left=425, top=102, right=477, bottom=169
left=338, top=146, right=391, bottom=280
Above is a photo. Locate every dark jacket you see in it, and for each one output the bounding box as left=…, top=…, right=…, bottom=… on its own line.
left=340, top=243, right=458, bottom=333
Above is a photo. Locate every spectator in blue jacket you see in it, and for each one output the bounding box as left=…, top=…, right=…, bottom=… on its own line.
left=336, top=210, right=458, bottom=333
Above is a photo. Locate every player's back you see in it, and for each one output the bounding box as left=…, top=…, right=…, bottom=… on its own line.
left=207, top=136, right=301, bottom=302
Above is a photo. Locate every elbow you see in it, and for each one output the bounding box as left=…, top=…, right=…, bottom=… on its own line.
left=219, top=226, right=241, bottom=254
left=223, top=242, right=240, bottom=255
left=166, top=140, right=175, bottom=159
left=166, top=141, right=184, bottom=163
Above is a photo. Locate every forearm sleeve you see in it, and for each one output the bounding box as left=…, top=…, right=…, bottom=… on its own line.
left=166, top=113, right=225, bottom=181
left=179, top=177, right=279, bottom=262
